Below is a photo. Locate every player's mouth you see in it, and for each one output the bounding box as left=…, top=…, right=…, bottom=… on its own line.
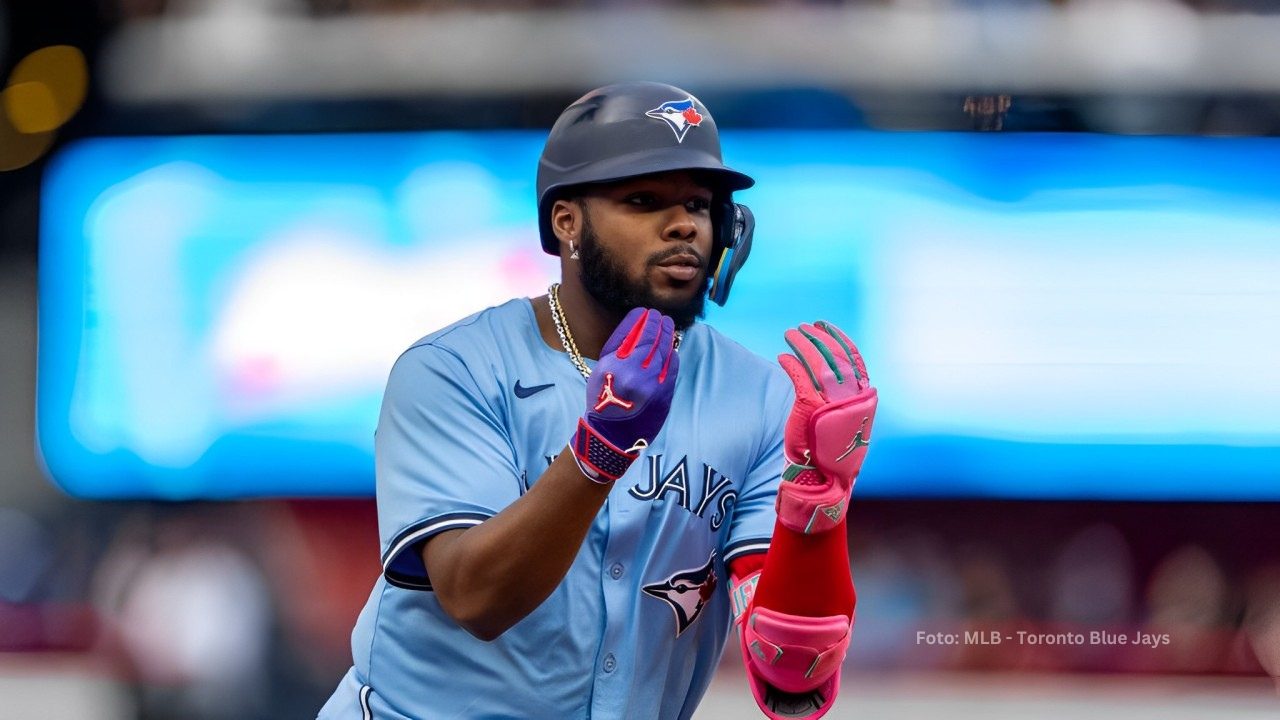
left=654, top=254, right=702, bottom=283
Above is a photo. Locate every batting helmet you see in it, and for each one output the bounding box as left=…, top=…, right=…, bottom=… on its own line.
left=537, top=81, right=757, bottom=306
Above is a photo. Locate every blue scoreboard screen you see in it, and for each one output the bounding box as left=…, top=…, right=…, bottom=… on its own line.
left=38, top=132, right=1280, bottom=499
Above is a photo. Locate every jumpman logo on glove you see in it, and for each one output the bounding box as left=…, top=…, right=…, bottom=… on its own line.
left=835, top=418, right=871, bottom=462
left=593, top=372, right=635, bottom=412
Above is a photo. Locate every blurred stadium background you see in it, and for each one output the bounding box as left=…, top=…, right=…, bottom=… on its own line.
left=2, top=0, right=1279, bottom=718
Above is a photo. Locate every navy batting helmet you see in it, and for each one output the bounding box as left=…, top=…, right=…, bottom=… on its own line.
left=536, top=81, right=757, bottom=306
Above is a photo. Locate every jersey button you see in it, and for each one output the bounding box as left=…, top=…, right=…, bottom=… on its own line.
left=609, top=563, right=624, bottom=579
left=602, top=653, right=617, bottom=673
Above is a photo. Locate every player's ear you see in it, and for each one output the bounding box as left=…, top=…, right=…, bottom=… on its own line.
left=550, top=197, right=582, bottom=250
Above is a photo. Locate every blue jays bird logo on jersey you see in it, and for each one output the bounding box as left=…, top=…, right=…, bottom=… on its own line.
left=645, top=98, right=704, bottom=143
left=643, top=552, right=718, bottom=637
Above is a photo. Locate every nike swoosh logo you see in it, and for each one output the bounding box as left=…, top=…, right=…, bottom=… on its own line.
left=514, top=380, right=555, bottom=399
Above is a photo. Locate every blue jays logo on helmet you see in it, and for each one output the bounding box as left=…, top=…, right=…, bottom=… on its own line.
left=645, top=97, right=705, bottom=144
left=642, top=552, right=718, bottom=637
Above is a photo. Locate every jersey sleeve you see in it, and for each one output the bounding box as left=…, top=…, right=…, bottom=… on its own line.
left=722, top=369, right=792, bottom=564
left=376, top=343, right=521, bottom=591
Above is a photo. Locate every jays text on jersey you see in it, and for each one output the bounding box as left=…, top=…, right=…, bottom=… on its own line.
left=319, top=298, right=792, bottom=720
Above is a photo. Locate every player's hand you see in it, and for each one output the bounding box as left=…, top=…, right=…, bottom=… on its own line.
left=571, top=307, right=679, bottom=483
left=775, top=321, right=877, bottom=533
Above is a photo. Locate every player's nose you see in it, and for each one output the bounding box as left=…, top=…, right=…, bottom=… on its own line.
left=662, top=205, right=698, bottom=242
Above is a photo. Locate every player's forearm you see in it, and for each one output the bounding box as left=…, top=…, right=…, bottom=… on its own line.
left=423, top=451, right=610, bottom=641
left=734, top=321, right=875, bottom=720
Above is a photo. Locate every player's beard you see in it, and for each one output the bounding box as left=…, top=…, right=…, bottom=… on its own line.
left=577, top=210, right=709, bottom=331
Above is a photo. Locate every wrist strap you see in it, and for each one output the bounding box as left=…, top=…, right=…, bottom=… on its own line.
left=571, top=418, right=640, bottom=484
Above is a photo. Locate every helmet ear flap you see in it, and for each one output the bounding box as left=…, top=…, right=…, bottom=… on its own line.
left=708, top=201, right=754, bottom=307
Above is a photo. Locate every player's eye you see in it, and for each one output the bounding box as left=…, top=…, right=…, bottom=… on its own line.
left=686, top=197, right=712, bottom=213
left=624, top=193, right=656, bottom=207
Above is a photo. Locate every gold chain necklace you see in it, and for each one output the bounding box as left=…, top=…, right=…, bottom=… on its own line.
left=547, top=283, right=681, bottom=379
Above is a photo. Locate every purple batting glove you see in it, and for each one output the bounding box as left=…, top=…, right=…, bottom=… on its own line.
left=571, top=307, right=679, bottom=483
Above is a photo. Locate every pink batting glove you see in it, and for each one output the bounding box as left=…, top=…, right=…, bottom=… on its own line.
left=775, top=321, right=877, bottom=534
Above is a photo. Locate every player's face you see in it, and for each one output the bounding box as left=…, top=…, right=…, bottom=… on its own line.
left=576, top=171, right=716, bottom=330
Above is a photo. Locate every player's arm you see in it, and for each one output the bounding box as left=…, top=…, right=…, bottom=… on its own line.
left=732, top=321, right=877, bottom=720
left=424, top=308, right=679, bottom=641
left=423, top=453, right=607, bottom=640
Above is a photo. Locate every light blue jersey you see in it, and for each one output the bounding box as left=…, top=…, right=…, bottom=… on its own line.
left=319, top=298, right=791, bottom=720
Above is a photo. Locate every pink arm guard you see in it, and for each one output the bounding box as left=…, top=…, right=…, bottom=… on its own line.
left=730, top=570, right=853, bottom=720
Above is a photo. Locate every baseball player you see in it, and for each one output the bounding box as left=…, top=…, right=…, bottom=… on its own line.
left=318, top=81, right=877, bottom=720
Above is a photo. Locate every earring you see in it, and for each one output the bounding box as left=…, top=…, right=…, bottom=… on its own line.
left=569, top=241, right=579, bottom=260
